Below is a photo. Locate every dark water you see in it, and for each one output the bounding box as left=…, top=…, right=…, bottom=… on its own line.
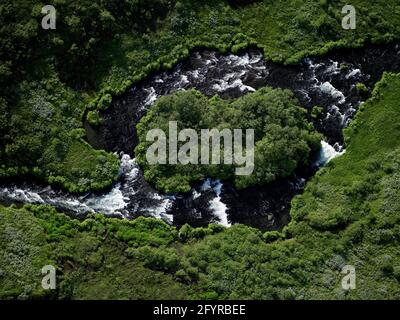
left=1, top=43, right=400, bottom=230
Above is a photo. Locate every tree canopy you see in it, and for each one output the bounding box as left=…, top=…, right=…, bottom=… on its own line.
left=135, top=88, right=321, bottom=193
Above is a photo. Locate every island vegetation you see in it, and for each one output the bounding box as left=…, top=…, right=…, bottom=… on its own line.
left=135, top=88, right=321, bottom=193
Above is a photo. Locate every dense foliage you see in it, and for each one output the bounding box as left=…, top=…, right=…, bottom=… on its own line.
left=0, top=205, right=189, bottom=299
left=135, top=88, right=321, bottom=193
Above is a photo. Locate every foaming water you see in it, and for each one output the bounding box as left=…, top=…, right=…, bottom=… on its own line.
left=316, top=141, right=346, bottom=167
left=202, top=179, right=230, bottom=227
left=0, top=153, right=173, bottom=223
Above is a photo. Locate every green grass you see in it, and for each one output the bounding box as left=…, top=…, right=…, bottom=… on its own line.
left=92, top=0, right=400, bottom=97
left=0, top=205, right=189, bottom=300
left=44, top=139, right=119, bottom=193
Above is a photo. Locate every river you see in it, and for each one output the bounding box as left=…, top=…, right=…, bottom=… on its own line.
left=1, top=43, right=399, bottom=230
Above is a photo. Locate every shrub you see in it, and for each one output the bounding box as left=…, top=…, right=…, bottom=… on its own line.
left=356, top=82, right=369, bottom=94
left=87, top=110, right=103, bottom=126
left=97, top=94, right=112, bottom=111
